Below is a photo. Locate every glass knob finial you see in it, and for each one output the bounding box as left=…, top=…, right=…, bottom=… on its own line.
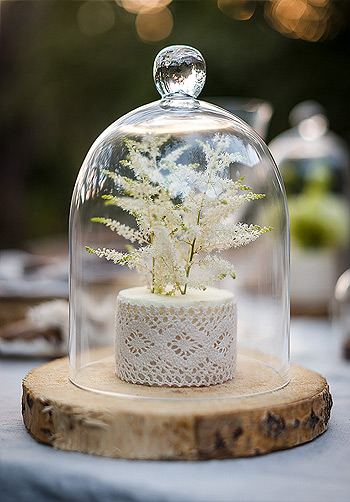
left=153, top=45, right=206, bottom=99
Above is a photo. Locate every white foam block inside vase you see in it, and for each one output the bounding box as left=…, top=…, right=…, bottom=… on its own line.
left=115, top=286, right=237, bottom=387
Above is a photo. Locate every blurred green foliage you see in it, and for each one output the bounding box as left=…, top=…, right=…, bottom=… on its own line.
left=288, top=166, right=349, bottom=249
left=1, top=1, right=350, bottom=247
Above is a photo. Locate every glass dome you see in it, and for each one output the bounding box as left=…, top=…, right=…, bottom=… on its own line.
left=269, top=101, right=350, bottom=315
left=69, top=45, right=290, bottom=399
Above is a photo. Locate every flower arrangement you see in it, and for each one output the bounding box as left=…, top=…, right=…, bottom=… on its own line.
left=86, top=133, right=271, bottom=295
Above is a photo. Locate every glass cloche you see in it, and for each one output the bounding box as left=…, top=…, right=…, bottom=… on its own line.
left=269, top=101, right=350, bottom=315
left=69, top=45, right=290, bottom=399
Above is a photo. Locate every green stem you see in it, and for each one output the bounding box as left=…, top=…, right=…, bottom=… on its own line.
left=151, top=257, right=155, bottom=293
left=183, top=156, right=216, bottom=294
left=183, top=238, right=196, bottom=295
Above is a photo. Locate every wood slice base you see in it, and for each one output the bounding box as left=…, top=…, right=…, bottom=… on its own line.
left=22, top=357, right=332, bottom=460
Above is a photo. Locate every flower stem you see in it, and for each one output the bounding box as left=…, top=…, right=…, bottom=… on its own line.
left=183, top=238, right=196, bottom=294
left=183, top=156, right=216, bottom=294
left=151, top=257, right=155, bottom=293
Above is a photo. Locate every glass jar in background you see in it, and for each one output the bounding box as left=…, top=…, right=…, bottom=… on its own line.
left=207, top=97, right=273, bottom=140
left=269, top=101, right=350, bottom=316
left=333, top=269, right=350, bottom=360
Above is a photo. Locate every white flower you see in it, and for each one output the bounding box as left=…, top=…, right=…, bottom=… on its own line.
left=87, top=134, right=271, bottom=295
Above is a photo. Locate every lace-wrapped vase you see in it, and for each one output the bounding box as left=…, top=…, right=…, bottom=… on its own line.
left=116, top=287, right=237, bottom=387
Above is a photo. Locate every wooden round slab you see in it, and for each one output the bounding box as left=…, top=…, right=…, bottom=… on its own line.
left=22, top=357, right=332, bottom=460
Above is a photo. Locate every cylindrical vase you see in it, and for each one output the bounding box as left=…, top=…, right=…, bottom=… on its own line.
left=115, top=286, right=237, bottom=387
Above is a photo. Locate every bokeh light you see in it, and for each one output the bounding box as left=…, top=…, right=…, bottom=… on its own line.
left=218, top=0, right=256, bottom=21
left=116, top=0, right=172, bottom=15
left=264, top=0, right=343, bottom=42
left=135, top=7, right=173, bottom=43
left=77, top=1, right=115, bottom=37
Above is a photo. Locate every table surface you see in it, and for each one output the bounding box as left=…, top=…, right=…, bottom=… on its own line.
left=1, top=317, right=350, bottom=502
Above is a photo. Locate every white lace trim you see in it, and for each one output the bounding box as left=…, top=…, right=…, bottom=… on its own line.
left=115, top=287, right=237, bottom=387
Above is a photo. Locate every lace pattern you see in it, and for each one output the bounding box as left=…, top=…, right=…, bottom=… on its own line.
left=115, top=287, right=237, bottom=387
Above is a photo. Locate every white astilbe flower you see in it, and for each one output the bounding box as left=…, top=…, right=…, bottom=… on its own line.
left=90, top=218, right=146, bottom=244
left=199, top=223, right=271, bottom=253
left=188, top=255, right=236, bottom=290
left=87, top=133, right=272, bottom=295
left=159, top=144, right=190, bottom=169
left=86, top=247, right=128, bottom=265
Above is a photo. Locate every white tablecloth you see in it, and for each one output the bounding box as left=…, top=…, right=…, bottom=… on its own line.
left=1, top=318, right=349, bottom=502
